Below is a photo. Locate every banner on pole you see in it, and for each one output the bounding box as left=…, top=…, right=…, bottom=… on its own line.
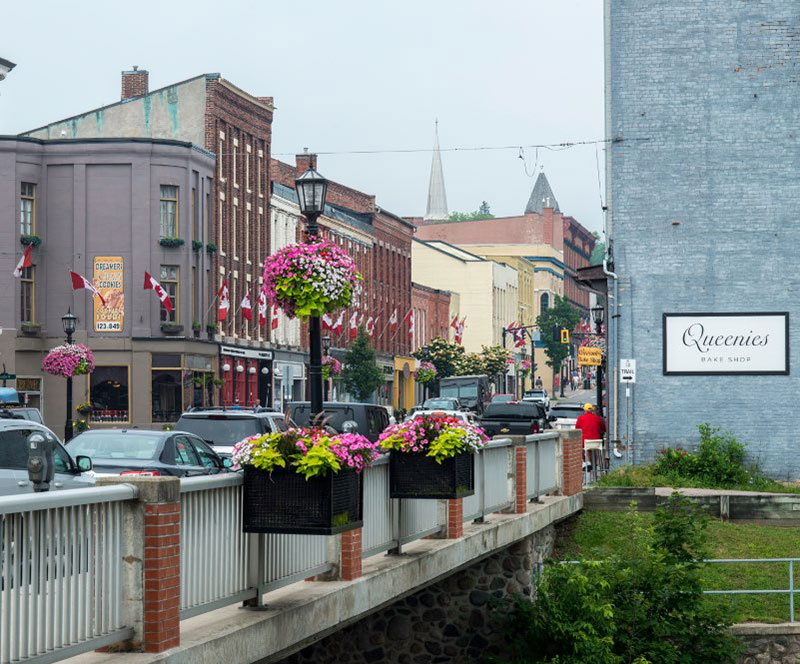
left=93, top=256, right=124, bottom=332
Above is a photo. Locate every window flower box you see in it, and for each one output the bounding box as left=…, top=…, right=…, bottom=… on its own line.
left=159, top=237, right=185, bottom=248
left=160, top=322, right=184, bottom=335
left=20, top=322, right=41, bottom=336
left=379, top=416, right=488, bottom=500
left=20, top=234, right=42, bottom=248
left=205, top=242, right=218, bottom=255
left=191, top=240, right=203, bottom=252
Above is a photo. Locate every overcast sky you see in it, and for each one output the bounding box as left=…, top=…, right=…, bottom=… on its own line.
left=1, top=0, right=605, bottom=233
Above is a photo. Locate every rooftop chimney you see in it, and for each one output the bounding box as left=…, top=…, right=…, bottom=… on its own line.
left=121, top=66, right=149, bottom=100
left=296, top=149, right=318, bottom=175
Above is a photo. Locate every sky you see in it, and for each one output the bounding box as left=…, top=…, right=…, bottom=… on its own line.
left=0, top=0, right=605, bottom=233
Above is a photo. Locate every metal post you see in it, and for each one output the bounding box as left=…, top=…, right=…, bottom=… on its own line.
left=388, top=498, right=403, bottom=555
left=532, top=440, right=541, bottom=503
left=475, top=451, right=486, bottom=523
left=244, top=534, right=266, bottom=608
left=596, top=362, right=604, bottom=416
left=65, top=328, right=74, bottom=442
left=305, top=212, right=324, bottom=419
left=791, top=561, right=795, bottom=622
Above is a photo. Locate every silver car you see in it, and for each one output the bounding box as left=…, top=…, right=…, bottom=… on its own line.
left=0, top=420, right=95, bottom=495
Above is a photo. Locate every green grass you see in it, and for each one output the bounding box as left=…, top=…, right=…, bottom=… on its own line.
left=555, top=510, right=800, bottom=623
left=596, top=464, right=800, bottom=494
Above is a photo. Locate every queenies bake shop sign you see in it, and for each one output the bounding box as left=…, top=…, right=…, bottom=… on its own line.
left=663, top=313, right=789, bottom=375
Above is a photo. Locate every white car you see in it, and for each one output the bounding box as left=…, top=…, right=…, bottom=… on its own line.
left=523, top=389, right=550, bottom=410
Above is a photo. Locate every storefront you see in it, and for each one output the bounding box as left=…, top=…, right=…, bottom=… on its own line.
left=219, top=345, right=274, bottom=408
left=272, top=349, right=307, bottom=411
left=392, top=356, right=416, bottom=413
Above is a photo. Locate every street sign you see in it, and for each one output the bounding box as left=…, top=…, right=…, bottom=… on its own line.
left=620, top=359, right=636, bottom=383
left=578, top=347, right=602, bottom=366
left=0, top=372, right=16, bottom=381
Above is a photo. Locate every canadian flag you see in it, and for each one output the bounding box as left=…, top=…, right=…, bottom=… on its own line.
left=389, top=308, right=398, bottom=334
left=366, top=316, right=377, bottom=337
left=515, top=324, right=526, bottom=347
left=70, top=271, right=107, bottom=307
left=322, top=313, right=334, bottom=331
left=333, top=310, right=345, bottom=335
left=349, top=311, right=359, bottom=340
left=451, top=314, right=459, bottom=330
left=240, top=292, right=252, bottom=322
left=455, top=316, right=466, bottom=345
left=12, top=245, right=32, bottom=278
left=258, top=291, right=268, bottom=327
left=403, top=308, right=414, bottom=342
left=271, top=303, right=279, bottom=330
left=143, top=271, right=173, bottom=314
left=217, top=280, right=230, bottom=321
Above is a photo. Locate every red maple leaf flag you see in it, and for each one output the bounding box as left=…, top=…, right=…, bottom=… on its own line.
left=258, top=290, right=267, bottom=327
left=144, top=271, right=173, bottom=314
left=403, top=308, right=414, bottom=342
left=240, top=292, right=252, bottom=322
left=271, top=303, right=279, bottom=330
left=322, top=313, right=334, bottom=331
left=70, top=270, right=107, bottom=306
left=217, top=280, right=230, bottom=321
left=349, top=311, right=359, bottom=340
left=389, top=308, right=398, bottom=333
left=333, top=310, right=345, bottom=335
left=366, top=316, right=377, bottom=337
left=451, top=314, right=459, bottom=329
left=13, top=245, right=32, bottom=278
left=456, top=316, right=467, bottom=344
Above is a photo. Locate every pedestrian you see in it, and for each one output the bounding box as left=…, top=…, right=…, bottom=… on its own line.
left=575, top=403, right=606, bottom=481
left=535, top=376, right=543, bottom=389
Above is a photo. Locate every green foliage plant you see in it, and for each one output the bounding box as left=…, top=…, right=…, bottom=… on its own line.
left=413, top=336, right=465, bottom=379
left=448, top=201, right=495, bottom=221
left=341, top=328, right=384, bottom=401
left=535, top=295, right=581, bottom=376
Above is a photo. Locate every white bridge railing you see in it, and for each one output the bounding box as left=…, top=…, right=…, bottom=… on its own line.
left=0, top=432, right=565, bottom=663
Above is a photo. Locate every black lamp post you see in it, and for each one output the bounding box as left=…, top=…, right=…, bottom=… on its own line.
left=62, top=309, right=77, bottom=442
left=592, top=303, right=605, bottom=416
left=295, top=166, right=329, bottom=418
left=322, top=334, right=331, bottom=401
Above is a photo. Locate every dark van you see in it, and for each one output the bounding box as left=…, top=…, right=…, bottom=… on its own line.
left=288, top=402, right=390, bottom=442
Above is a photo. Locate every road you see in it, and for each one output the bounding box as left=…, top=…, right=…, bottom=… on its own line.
left=552, top=388, right=594, bottom=405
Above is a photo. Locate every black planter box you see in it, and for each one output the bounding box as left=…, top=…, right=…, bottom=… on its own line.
left=243, top=466, right=363, bottom=535
left=389, top=452, right=475, bottom=500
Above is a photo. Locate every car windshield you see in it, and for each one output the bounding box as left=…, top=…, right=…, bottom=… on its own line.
left=484, top=403, right=542, bottom=418
left=176, top=416, right=262, bottom=446
left=440, top=384, right=478, bottom=399
left=526, top=391, right=546, bottom=398
left=291, top=406, right=356, bottom=431
left=67, top=433, right=161, bottom=460
left=551, top=407, right=585, bottom=419
left=491, top=395, right=514, bottom=403
left=423, top=399, right=456, bottom=410
left=0, top=428, right=35, bottom=468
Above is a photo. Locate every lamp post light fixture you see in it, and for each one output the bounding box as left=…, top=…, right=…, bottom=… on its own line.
left=591, top=303, right=605, bottom=416
left=0, top=58, right=16, bottom=83
left=295, top=165, right=328, bottom=418
left=61, top=309, right=78, bottom=442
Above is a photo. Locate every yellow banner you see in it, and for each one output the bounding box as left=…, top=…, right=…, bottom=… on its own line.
left=578, top=346, right=602, bottom=366
left=93, top=256, right=124, bottom=332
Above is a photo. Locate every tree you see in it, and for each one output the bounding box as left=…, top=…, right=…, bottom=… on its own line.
left=413, top=336, right=465, bottom=379
left=479, top=345, right=511, bottom=383
left=535, top=295, right=580, bottom=376
left=591, top=231, right=606, bottom=266
left=340, top=328, right=384, bottom=401
left=448, top=201, right=495, bottom=221
left=456, top=352, right=484, bottom=376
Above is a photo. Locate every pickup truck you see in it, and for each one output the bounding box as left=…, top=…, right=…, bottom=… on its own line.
left=479, top=402, right=548, bottom=438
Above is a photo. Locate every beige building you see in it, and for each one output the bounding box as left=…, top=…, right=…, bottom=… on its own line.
left=412, top=240, right=518, bottom=354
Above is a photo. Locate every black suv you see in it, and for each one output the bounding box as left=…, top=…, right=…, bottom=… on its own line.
left=288, top=402, right=390, bottom=442
left=175, top=407, right=293, bottom=458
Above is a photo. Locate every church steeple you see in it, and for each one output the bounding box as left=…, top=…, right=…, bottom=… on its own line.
left=524, top=169, right=560, bottom=214
left=424, top=120, right=449, bottom=221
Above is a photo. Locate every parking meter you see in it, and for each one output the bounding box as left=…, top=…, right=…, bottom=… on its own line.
left=27, top=431, right=56, bottom=492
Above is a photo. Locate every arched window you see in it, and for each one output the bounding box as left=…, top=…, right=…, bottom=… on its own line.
left=540, top=292, right=550, bottom=311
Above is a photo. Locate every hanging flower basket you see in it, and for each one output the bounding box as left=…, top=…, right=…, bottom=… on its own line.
left=42, top=343, right=95, bottom=378
left=261, top=239, right=361, bottom=319
left=414, top=361, right=438, bottom=385
left=233, top=428, right=378, bottom=534
left=379, top=416, right=489, bottom=499
left=322, top=355, right=342, bottom=380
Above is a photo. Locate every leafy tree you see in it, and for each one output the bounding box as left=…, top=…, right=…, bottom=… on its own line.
left=448, top=201, right=495, bottom=221
left=535, top=295, right=580, bottom=377
left=479, top=345, right=511, bottom=383
left=457, top=352, right=484, bottom=376
left=591, top=231, right=606, bottom=266
left=340, top=328, right=384, bottom=401
left=413, top=336, right=465, bottom=379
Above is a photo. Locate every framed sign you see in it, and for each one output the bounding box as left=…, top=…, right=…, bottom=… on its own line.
left=93, top=256, right=124, bottom=332
left=578, top=346, right=602, bottom=366
left=663, top=312, right=789, bottom=375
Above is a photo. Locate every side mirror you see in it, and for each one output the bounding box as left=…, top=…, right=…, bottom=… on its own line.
left=342, top=420, right=358, bottom=433
left=222, top=457, right=234, bottom=469
left=76, top=455, right=93, bottom=472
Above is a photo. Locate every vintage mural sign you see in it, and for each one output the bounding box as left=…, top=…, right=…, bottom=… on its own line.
left=93, top=256, right=124, bottom=332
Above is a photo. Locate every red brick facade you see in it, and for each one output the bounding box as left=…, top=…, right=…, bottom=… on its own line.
left=560, top=430, right=583, bottom=497
left=121, top=68, right=148, bottom=100
left=562, top=215, right=595, bottom=316
left=340, top=528, right=363, bottom=581
left=446, top=498, right=464, bottom=539
left=411, top=282, right=451, bottom=347
left=415, top=210, right=564, bottom=249
left=142, top=501, right=181, bottom=652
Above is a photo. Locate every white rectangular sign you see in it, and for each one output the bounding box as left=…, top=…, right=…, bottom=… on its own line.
left=663, top=313, right=789, bottom=375
left=620, top=359, right=636, bottom=383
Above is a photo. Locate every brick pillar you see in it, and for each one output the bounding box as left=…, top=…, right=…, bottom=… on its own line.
left=514, top=445, right=528, bottom=513
left=340, top=528, right=362, bottom=581
left=559, top=430, right=583, bottom=496
left=446, top=499, right=464, bottom=539
left=121, top=67, right=149, bottom=100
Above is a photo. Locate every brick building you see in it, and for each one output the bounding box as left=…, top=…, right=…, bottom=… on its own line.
left=607, top=2, right=800, bottom=476
left=411, top=282, right=452, bottom=349
left=561, top=216, right=595, bottom=317
left=25, top=69, right=276, bottom=407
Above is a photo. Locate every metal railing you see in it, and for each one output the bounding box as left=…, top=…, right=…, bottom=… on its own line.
left=0, top=486, right=137, bottom=664
left=526, top=432, right=560, bottom=499
left=464, top=440, right=514, bottom=521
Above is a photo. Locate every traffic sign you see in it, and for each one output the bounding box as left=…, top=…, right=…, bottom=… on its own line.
left=578, top=347, right=602, bottom=366
left=0, top=372, right=16, bottom=381
left=620, top=359, right=636, bottom=383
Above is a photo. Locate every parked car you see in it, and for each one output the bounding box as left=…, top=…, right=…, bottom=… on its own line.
left=0, top=419, right=95, bottom=495
left=66, top=429, right=230, bottom=477
left=0, top=387, right=43, bottom=423
left=523, top=389, right=550, bottom=410
left=490, top=394, right=515, bottom=404
left=438, top=375, right=491, bottom=414
left=421, top=397, right=463, bottom=411
left=547, top=403, right=587, bottom=430
left=288, top=402, right=390, bottom=442
left=175, top=407, right=292, bottom=457
left=479, top=402, right=548, bottom=438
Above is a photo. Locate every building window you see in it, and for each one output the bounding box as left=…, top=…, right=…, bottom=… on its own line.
left=218, top=136, right=225, bottom=181
left=233, top=142, right=238, bottom=187
left=152, top=369, right=182, bottom=422
left=20, top=266, right=34, bottom=323
left=191, top=186, right=197, bottom=242
left=257, top=152, right=263, bottom=197
left=206, top=191, right=211, bottom=243
left=540, top=292, right=550, bottom=312
left=20, top=182, right=35, bottom=235
left=218, top=198, right=224, bottom=254
left=232, top=205, right=238, bottom=259
left=245, top=209, right=251, bottom=264
left=160, top=265, right=179, bottom=323
left=160, top=185, right=179, bottom=238
left=246, top=145, right=252, bottom=193
left=89, top=366, right=130, bottom=423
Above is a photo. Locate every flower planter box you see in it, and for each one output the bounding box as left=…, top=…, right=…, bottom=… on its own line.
left=242, top=465, right=363, bottom=535
left=20, top=323, right=41, bottom=336
left=160, top=322, right=184, bottom=335
left=389, top=451, right=475, bottom=500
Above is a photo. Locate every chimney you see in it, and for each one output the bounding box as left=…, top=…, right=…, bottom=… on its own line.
left=121, top=66, right=149, bottom=100
left=296, top=149, right=318, bottom=175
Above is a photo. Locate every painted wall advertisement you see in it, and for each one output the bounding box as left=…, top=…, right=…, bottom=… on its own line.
left=93, top=256, right=124, bottom=332
left=663, top=313, right=789, bottom=375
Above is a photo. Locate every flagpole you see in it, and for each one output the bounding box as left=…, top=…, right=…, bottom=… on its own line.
left=204, top=271, right=232, bottom=321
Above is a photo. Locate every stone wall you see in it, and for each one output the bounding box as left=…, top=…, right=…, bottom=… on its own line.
left=276, top=525, right=555, bottom=664
left=734, top=624, right=800, bottom=664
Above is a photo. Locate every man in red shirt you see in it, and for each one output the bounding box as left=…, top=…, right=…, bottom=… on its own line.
left=575, top=403, right=606, bottom=445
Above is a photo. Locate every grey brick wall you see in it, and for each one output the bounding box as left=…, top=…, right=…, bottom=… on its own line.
left=609, top=1, right=800, bottom=478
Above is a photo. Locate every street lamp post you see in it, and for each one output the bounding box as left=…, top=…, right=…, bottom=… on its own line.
left=62, top=309, right=77, bottom=442
left=592, top=304, right=605, bottom=415
left=322, top=334, right=331, bottom=401
left=295, top=166, right=328, bottom=419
